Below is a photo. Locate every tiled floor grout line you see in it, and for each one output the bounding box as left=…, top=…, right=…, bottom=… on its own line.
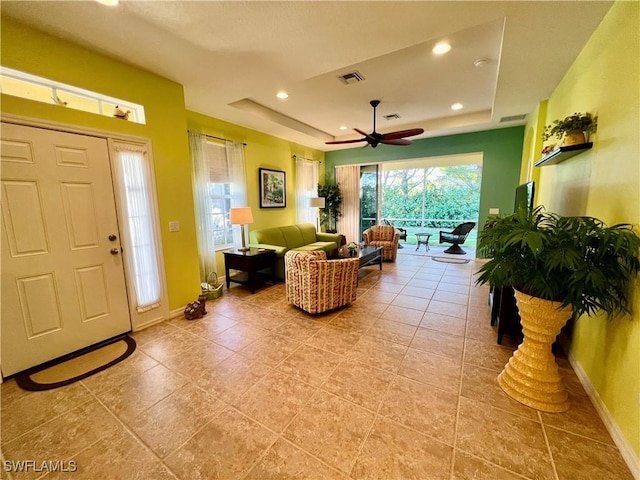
left=344, top=357, right=406, bottom=478
left=225, top=403, right=338, bottom=480
left=5, top=259, right=633, bottom=479
left=1, top=386, right=96, bottom=450
left=240, top=351, right=354, bottom=479
left=85, top=383, right=182, bottom=480
left=539, top=410, right=561, bottom=480
left=449, top=296, right=472, bottom=480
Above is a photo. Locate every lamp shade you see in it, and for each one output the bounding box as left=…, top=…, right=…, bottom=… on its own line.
left=229, top=207, right=254, bottom=225
left=309, top=197, right=325, bottom=208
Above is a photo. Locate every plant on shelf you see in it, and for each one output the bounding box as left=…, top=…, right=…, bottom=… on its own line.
left=542, top=112, right=598, bottom=145
left=317, top=184, right=342, bottom=233
left=476, top=205, right=640, bottom=412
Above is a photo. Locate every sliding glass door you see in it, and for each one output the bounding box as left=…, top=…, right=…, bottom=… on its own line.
left=360, top=164, right=379, bottom=239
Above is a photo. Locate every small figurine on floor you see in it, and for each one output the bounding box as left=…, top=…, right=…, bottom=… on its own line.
left=184, top=295, right=207, bottom=320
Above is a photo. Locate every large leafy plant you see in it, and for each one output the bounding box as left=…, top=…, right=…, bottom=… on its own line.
left=317, top=184, right=342, bottom=233
left=476, top=206, right=640, bottom=318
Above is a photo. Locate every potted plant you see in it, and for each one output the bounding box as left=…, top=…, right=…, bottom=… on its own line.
left=476, top=206, right=640, bottom=412
left=317, top=184, right=343, bottom=233
left=543, top=111, right=598, bottom=146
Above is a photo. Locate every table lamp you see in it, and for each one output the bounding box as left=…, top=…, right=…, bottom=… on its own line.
left=229, top=207, right=254, bottom=252
left=309, top=197, right=325, bottom=231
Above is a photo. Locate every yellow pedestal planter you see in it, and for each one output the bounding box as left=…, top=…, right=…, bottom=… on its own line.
left=498, top=290, right=572, bottom=412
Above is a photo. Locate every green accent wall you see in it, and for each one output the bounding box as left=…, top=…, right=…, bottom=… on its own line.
left=0, top=16, right=200, bottom=310
left=325, top=126, right=525, bottom=240
left=530, top=0, right=639, bottom=456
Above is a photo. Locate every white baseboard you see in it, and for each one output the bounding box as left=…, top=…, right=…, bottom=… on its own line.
left=169, top=306, right=186, bottom=319
left=567, top=352, right=640, bottom=479
left=132, top=315, right=168, bottom=332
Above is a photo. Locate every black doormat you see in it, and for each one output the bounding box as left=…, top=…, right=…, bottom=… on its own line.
left=15, top=335, right=136, bottom=391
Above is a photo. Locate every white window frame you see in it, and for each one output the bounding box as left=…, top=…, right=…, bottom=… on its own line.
left=0, top=67, right=146, bottom=124
left=109, top=139, right=169, bottom=329
left=1, top=113, right=169, bottom=329
left=205, top=140, right=235, bottom=251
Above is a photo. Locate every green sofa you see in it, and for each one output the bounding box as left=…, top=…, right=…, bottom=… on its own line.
left=249, top=223, right=343, bottom=280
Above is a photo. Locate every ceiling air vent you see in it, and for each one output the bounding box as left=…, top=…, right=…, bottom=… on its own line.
left=383, top=113, right=401, bottom=120
left=337, top=71, right=365, bottom=85
left=500, top=114, right=527, bottom=123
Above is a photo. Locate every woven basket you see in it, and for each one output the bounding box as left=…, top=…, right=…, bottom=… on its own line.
left=201, top=272, right=223, bottom=300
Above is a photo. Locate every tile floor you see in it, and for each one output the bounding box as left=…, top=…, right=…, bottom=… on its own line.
left=1, top=255, right=634, bottom=479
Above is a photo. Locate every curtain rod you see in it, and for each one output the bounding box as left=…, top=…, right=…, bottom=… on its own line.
left=187, top=130, right=246, bottom=146
left=292, top=154, right=322, bottom=163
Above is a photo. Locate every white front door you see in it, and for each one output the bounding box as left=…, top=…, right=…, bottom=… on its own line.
left=1, top=122, right=131, bottom=376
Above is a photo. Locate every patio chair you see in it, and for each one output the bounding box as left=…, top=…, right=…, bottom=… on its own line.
left=439, top=222, right=475, bottom=254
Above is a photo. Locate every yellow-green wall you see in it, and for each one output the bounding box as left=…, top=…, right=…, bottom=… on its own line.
left=0, top=17, right=326, bottom=307
left=519, top=100, right=547, bottom=207
left=185, top=110, right=324, bottom=274
left=525, top=1, right=639, bottom=455
left=0, top=17, right=201, bottom=310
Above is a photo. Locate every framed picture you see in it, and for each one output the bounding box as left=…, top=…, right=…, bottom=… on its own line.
left=259, top=168, right=286, bottom=208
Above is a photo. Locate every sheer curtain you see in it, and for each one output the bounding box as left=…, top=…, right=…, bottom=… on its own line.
left=190, top=133, right=249, bottom=281
left=295, top=156, right=319, bottom=226
left=225, top=140, right=248, bottom=249
left=189, top=132, right=217, bottom=281
left=335, top=164, right=361, bottom=243
left=115, top=147, right=161, bottom=310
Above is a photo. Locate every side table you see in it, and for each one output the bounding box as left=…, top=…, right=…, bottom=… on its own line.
left=223, top=248, right=276, bottom=293
left=415, top=232, right=432, bottom=252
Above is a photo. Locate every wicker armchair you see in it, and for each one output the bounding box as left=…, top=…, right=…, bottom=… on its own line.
left=284, top=250, right=359, bottom=314
left=382, top=219, right=407, bottom=244
left=362, top=225, right=400, bottom=261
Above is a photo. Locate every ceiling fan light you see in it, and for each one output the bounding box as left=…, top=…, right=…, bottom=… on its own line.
left=432, top=42, right=451, bottom=55
left=339, top=125, right=348, bottom=130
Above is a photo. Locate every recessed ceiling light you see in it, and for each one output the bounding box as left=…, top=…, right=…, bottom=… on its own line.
left=276, top=91, right=289, bottom=99
left=95, top=0, right=119, bottom=6
left=474, top=58, right=489, bottom=68
left=339, top=125, right=348, bottom=130
left=451, top=103, right=463, bottom=111
left=432, top=42, right=451, bottom=55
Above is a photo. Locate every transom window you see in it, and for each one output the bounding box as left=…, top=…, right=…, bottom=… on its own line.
left=0, top=67, right=146, bottom=124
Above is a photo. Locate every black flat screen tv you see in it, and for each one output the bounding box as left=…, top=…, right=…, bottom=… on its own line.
left=514, top=181, right=535, bottom=214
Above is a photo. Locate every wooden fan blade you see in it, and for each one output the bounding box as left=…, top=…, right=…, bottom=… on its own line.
left=381, top=128, right=425, bottom=140
left=325, top=138, right=367, bottom=145
left=354, top=128, right=377, bottom=143
left=381, top=138, right=412, bottom=146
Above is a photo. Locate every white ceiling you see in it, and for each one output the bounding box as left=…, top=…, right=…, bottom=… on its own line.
left=2, top=1, right=613, bottom=151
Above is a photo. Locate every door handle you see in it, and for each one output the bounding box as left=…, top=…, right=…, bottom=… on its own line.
left=109, top=234, right=117, bottom=241
left=110, top=248, right=120, bottom=255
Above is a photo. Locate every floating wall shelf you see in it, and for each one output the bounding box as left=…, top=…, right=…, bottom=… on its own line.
left=535, top=142, right=593, bottom=167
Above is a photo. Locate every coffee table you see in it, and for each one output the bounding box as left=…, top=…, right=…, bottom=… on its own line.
left=330, top=245, right=383, bottom=270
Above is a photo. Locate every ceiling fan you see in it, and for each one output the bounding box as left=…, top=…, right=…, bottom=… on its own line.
left=326, top=100, right=424, bottom=148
